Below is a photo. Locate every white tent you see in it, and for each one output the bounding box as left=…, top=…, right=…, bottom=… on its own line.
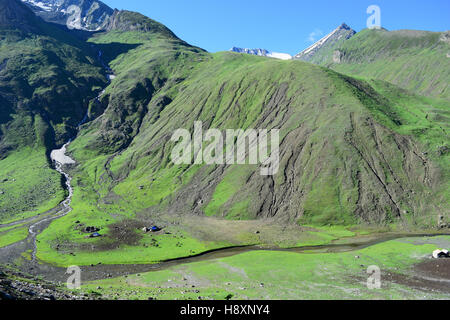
left=432, top=249, right=449, bottom=259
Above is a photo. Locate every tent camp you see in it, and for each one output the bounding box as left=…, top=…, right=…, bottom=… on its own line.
left=90, top=232, right=102, bottom=238
left=432, top=249, right=449, bottom=259
left=142, top=226, right=162, bottom=233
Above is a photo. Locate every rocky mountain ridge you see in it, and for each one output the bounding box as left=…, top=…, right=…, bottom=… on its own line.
left=21, top=0, right=113, bottom=31
left=294, top=23, right=357, bottom=62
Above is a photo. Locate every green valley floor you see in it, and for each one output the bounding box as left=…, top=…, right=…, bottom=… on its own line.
left=79, top=235, right=450, bottom=300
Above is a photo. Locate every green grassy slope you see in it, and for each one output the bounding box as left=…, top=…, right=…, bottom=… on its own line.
left=0, top=0, right=107, bottom=221
left=0, top=4, right=447, bottom=265
left=70, top=41, right=447, bottom=226
left=317, top=29, right=450, bottom=100
left=32, top=21, right=449, bottom=266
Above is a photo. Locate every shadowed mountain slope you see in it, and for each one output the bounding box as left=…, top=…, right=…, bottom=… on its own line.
left=0, top=0, right=107, bottom=221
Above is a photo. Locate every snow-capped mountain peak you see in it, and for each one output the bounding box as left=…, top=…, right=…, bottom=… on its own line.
left=21, top=0, right=114, bottom=31
left=22, top=0, right=54, bottom=12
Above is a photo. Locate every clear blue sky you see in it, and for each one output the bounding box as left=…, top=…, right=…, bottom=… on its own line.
left=102, top=0, right=450, bottom=55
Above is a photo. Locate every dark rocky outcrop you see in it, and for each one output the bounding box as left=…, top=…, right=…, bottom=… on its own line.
left=0, top=268, right=99, bottom=300
left=21, top=0, right=114, bottom=31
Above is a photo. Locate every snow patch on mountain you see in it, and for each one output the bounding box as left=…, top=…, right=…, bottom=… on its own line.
left=230, top=47, right=292, bottom=60
left=267, top=52, right=292, bottom=60
left=22, top=0, right=54, bottom=11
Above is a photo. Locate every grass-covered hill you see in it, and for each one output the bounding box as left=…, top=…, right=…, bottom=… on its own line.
left=302, top=28, right=450, bottom=100
left=1, top=0, right=448, bottom=242
left=0, top=0, right=107, bottom=222
left=61, top=22, right=448, bottom=234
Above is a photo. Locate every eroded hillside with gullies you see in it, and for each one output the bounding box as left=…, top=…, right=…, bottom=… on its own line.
left=0, top=0, right=448, bottom=234
left=66, top=26, right=448, bottom=229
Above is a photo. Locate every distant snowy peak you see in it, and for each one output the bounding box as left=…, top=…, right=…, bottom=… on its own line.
left=294, top=23, right=356, bottom=61
left=21, top=0, right=114, bottom=31
left=230, top=47, right=292, bottom=60
left=231, top=47, right=270, bottom=56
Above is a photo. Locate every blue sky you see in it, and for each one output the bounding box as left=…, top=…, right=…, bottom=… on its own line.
left=102, top=0, right=450, bottom=55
